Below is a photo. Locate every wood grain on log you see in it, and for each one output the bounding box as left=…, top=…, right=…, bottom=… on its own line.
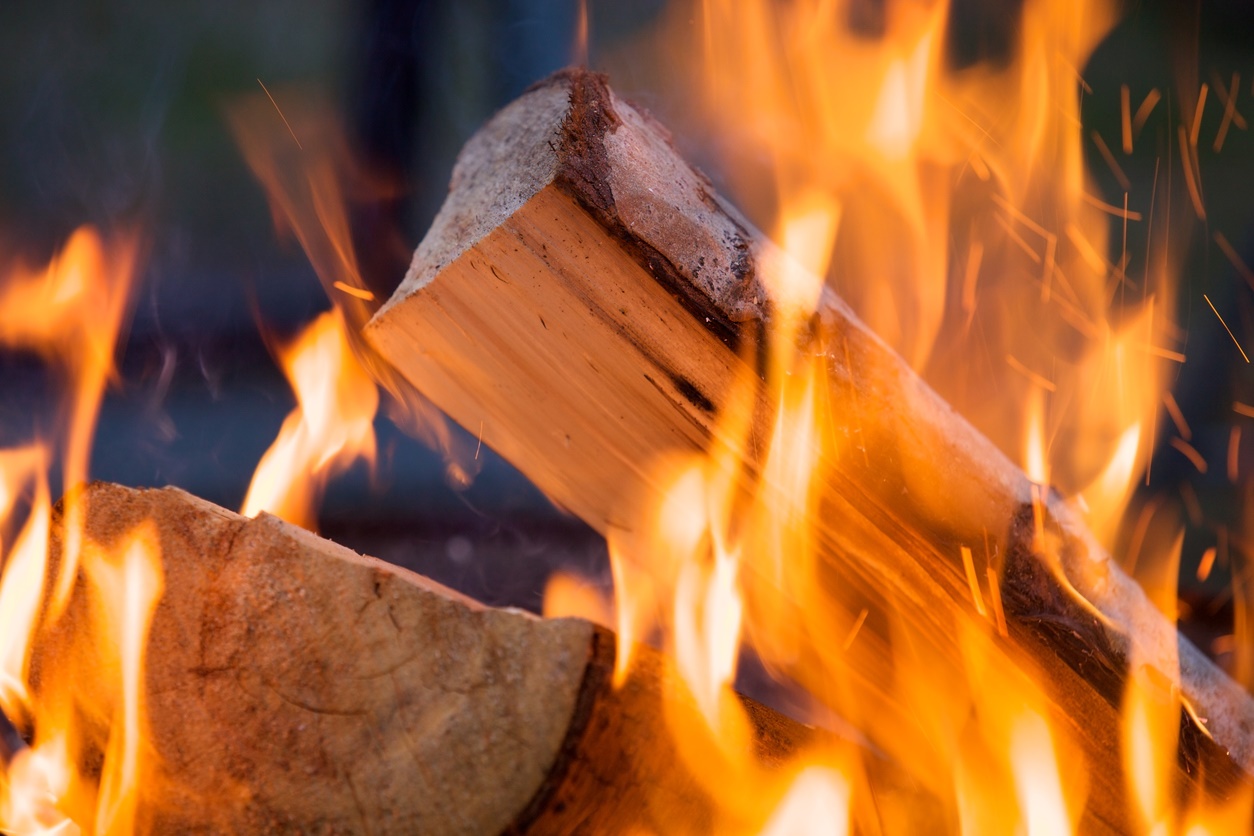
left=28, top=482, right=942, bottom=834
left=364, top=68, right=1254, bottom=827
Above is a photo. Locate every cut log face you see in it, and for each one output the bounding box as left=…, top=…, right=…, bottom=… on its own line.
left=364, top=66, right=1254, bottom=824
left=30, top=482, right=857, bottom=834
left=36, top=483, right=589, bottom=833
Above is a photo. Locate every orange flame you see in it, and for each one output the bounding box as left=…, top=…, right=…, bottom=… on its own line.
left=541, top=570, right=613, bottom=627
left=242, top=308, right=378, bottom=529
left=0, top=227, right=138, bottom=621
left=228, top=88, right=480, bottom=488
left=0, top=227, right=161, bottom=834
left=83, top=524, right=164, bottom=836
left=590, top=0, right=1220, bottom=828
left=0, top=449, right=52, bottom=717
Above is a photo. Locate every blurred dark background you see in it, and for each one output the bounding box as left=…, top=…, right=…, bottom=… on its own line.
left=0, top=0, right=1253, bottom=671
left=0, top=0, right=641, bottom=613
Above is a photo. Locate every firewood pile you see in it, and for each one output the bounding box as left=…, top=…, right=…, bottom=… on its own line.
left=7, top=68, right=1254, bottom=834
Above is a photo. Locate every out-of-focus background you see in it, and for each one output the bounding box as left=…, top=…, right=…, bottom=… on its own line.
left=0, top=0, right=1253, bottom=670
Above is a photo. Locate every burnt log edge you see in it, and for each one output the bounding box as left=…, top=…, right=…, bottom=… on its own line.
left=1004, top=502, right=1248, bottom=801
left=504, top=627, right=615, bottom=834
left=539, top=68, right=760, bottom=353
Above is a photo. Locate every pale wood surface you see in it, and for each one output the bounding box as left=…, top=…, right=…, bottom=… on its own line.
left=366, top=68, right=1254, bottom=825
left=34, top=483, right=591, bottom=833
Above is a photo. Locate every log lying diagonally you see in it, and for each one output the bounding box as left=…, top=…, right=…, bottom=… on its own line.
left=29, top=482, right=942, bottom=834
left=365, top=68, right=1254, bottom=830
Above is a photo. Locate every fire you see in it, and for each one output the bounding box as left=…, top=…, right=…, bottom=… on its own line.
left=0, top=228, right=137, bottom=621
left=1009, top=712, right=1073, bottom=836
left=228, top=88, right=480, bottom=490
left=0, top=228, right=166, bottom=834
left=590, top=0, right=1238, bottom=830
left=541, top=570, right=613, bottom=626
left=241, top=308, right=378, bottom=529
left=0, top=449, right=52, bottom=717
left=759, top=767, right=851, bottom=836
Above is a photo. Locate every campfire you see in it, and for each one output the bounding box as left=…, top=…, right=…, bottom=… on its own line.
left=1, top=0, right=1253, bottom=832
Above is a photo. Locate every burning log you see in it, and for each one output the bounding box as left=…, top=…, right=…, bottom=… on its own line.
left=28, top=482, right=941, bottom=833
left=364, top=68, right=1254, bottom=824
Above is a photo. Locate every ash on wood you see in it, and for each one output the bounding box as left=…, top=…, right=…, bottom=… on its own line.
left=365, top=67, right=1254, bottom=827
left=28, top=482, right=873, bottom=834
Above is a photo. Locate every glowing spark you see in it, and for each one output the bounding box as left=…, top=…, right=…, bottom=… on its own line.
left=1235, top=401, right=1254, bottom=419
left=991, top=194, right=1051, bottom=239
left=993, top=214, right=1042, bottom=264
left=1006, top=354, right=1056, bottom=392
left=1190, top=83, right=1209, bottom=147
left=961, top=545, right=987, bottom=617
left=1179, top=126, right=1207, bottom=220
left=1203, top=293, right=1249, bottom=363
left=1211, top=71, right=1247, bottom=130
left=842, top=608, right=869, bottom=652
left=1041, top=233, right=1058, bottom=302
left=1213, top=231, right=1254, bottom=292
left=257, top=78, right=303, bottom=151
left=1090, top=131, right=1131, bottom=191
left=1214, top=73, right=1242, bottom=152
left=1132, top=89, right=1162, bottom=137
left=1170, top=437, right=1209, bottom=474
left=1121, top=84, right=1133, bottom=153
left=1163, top=392, right=1192, bottom=441
left=1197, top=547, right=1217, bottom=583
left=1081, top=192, right=1142, bottom=221
left=986, top=567, right=1008, bottom=638
left=1229, top=425, right=1241, bottom=483
left=967, top=152, right=991, bottom=181
left=1062, top=58, right=1093, bottom=94
left=1066, top=222, right=1111, bottom=276
left=475, top=421, right=483, bottom=460
left=331, top=281, right=374, bottom=301
left=1137, top=343, right=1185, bottom=363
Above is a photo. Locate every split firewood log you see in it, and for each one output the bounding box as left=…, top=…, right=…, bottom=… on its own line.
left=364, top=67, right=1254, bottom=827
left=26, top=482, right=935, bottom=834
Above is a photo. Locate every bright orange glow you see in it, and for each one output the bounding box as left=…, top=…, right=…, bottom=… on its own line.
left=1010, top=712, right=1073, bottom=836
left=242, top=308, right=378, bottom=529
left=229, top=91, right=478, bottom=487
left=759, top=767, right=851, bottom=836
left=0, top=450, right=51, bottom=716
left=593, top=0, right=1214, bottom=829
left=83, top=525, right=164, bottom=836
left=0, top=227, right=138, bottom=621
left=0, top=227, right=157, bottom=834
left=541, top=570, right=613, bottom=627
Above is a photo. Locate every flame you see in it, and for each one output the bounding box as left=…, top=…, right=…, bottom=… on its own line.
left=228, top=89, right=480, bottom=489
left=83, top=525, right=164, bottom=836
left=0, top=227, right=164, bottom=834
left=242, top=308, right=378, bottom=529
left=0, top=450, right=51, bottom=717
left=759, top=767, right=851, bottom=836
left=1009, top=712, right=1073, bottom=836
left=588, top=0, right=1225, bottom=829
left=0, top=228, right=137, bottom=621
left=541, top=570, right=613, bottom=627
